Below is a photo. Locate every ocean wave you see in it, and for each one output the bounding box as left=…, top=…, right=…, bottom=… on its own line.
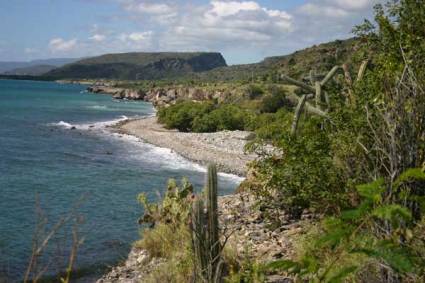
left=48, top=115, right=130, bottom=131
left=108, top=132, right=245, bottom=185
left=87, top=105, right=108, bottom=110
left=51, top=121, right=75, bottom=129
left=48, top=116, right=243, bottom=185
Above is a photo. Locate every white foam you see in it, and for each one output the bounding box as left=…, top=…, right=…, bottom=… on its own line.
left=49, top=115, right=130, bottom=131
left=48, top=115, right=244, bottom=185
left=108, top=132, right=244, bottom=184
left=88, top=105, right=108, bottom=110
left=51, top=121, right=74, bottom=129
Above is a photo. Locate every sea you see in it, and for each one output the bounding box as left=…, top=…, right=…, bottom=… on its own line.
left=0, top=79, right=242, bottom=281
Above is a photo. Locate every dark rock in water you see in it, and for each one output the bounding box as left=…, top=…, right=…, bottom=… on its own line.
left=71, top=126, right=76, bottom=130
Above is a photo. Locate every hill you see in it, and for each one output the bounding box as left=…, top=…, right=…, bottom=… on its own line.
left=3, top=64, right=56, bottom=76
left=45, top=52, right=227, bottom=80
left=195, top=38, right=359, bottom=81
left=0, top=58, right=79, bottom=74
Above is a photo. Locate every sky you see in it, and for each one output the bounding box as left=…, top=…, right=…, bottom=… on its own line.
left=0, top=0, right=381, bottom=65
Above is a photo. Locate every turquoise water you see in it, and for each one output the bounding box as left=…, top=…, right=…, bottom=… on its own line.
left=0, top=80, right=241, bottom=281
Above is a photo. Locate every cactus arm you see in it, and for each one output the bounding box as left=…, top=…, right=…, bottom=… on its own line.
left=342, top=64, right=356, bottom=105
left=309, top=69, right=315, bottom=85
left=356, top=60, right=369, bottom=82
left=192, top=198, right=208, bottom=281
left=315, top=81, right=322, bottom=110
left=281, top=74, right=316, bottom=93
left=191, top=164, right=222, bottom=283
left=206, top=164, right=220, bottom=276
left=291, top=94, right=308, bottom=136
left=324, top=91, right=330, bottom=111
left=286, top=93, right=329, bottom=118
left=320, top=65, right=341, bottom=86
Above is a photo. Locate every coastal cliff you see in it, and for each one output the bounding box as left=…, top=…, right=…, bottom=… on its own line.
left=87, top=83, right=234, bottom=107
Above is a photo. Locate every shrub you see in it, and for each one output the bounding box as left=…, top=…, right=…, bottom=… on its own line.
left=245, top=84, right=264, bottom=99
left=267, top=170, right=425, bottom=282
left=260, top=87, right=293, bottom=113
left=251, top=117, right=348, bottom=218
left=135, top=178, right=195, bottom=282
left=158, top=100, right=255, bottom=133
left=157, top=101, right=214, bottom=132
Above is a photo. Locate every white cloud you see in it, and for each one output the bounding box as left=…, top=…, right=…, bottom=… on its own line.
left=299, top=3, right=348, bottom=18
left=130, top=2, right=173, bottom=15
left=89, top=34, right=106, bottom=42
left=48, top=38, right=77, bottom=52
left=119, top=0, right=178, bottom=23
left=159, top=0, right=293, bottom=54
left=24, top=48, right=38, bottom=54
left=299, top=0, right=380, bottom=17
left=209, top=1, right=260, bottom=17
left=119, top=31, right=153, bottom=42
left=327, top=0, right=374, bottom=11
left=36, top=0, right=381, bottom=64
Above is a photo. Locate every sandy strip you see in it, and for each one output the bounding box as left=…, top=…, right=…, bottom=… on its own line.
left=113, top=117, right=256, bottom=176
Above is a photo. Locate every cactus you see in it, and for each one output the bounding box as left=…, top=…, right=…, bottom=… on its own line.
left=191, top=164, right=223, bottom=283
left=282, top=62, right=369, bottom=136
left=291, top=94, right=308, bottom=136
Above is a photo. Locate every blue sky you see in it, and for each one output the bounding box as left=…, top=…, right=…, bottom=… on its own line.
left=0, top=0, right=380, bottom=65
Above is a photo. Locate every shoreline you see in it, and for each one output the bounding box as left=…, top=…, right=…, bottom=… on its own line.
left=111, top=116, right=256, bottom=177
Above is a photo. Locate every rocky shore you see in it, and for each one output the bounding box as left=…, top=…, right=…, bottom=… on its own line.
left=86, top=82, right=235, bottom=108
left=113, top=117, right=256, bottom=176
left=98, top=192, right=313, bottom=283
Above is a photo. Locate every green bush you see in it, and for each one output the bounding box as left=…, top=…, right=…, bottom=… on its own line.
left=157, top=101, right=255, bottom=133
left=251, top=117, right=348, bottom=218
left=260, top=87, right=293, bottom=113
left=245, top=84, right=264, bottom=99
left=267, top=169, right=425, bottom=282
left=157, top=101, right=214, bottom=132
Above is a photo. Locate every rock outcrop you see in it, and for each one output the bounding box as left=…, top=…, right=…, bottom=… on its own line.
left=87, top=83, right=234, bottom=107
left=87, top=85, right=146, bottom=101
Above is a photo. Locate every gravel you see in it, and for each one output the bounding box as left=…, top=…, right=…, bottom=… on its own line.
left=113, top=117, right=256, bottom=176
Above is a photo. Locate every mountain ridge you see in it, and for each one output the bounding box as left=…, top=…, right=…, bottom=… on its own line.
left=45, top=52, right=227, bottom=80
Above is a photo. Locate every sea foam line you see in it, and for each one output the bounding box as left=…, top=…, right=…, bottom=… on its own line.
left=48, top=116, right=245, bottom=184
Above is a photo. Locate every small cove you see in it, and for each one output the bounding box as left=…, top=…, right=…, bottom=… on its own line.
left=0, top=80, right=242, bottom=281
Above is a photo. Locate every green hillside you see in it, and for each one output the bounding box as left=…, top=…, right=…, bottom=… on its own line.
left=195, top=38, right=359, bottom=82
left=45, top=52, right=227, bottom=80
left=3, top=64, right=56, bottom=76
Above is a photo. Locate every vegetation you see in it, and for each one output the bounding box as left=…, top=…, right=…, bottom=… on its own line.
left=131, top=1, right=425, bottom=282
left=193, top=38, right=359, bottom=83
left=137, top=165, right=246, bottom=282
left=157, top=101, right=256, bottom=133
left=44, top=52, right=227, bottom=80
left=246, top=1, right=425, bottom=281
left=136, top=178, right=195, bottom=282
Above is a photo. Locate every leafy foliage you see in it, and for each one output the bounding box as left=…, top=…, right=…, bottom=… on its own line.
left=157, top=101, right=255, bottom=133
left=267, top=169, right=425, bottom=282
left=247, top=1, right=425, bottom=281
left=260, top=87, right=294, bottom=113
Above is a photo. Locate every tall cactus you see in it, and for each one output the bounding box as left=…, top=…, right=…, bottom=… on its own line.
left=191, top=164, right=223, bottom=283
